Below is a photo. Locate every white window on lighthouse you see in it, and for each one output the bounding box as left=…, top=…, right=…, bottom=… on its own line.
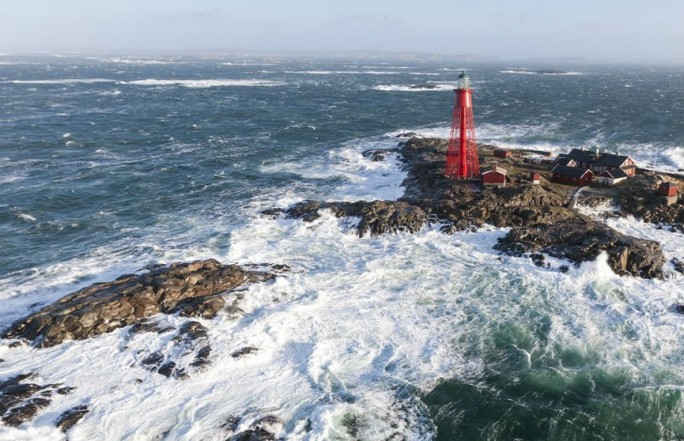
left=456, top=71, right=470, bottom=90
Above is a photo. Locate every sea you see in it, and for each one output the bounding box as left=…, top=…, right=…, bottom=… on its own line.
left=0, top=55, right=683, bottom=441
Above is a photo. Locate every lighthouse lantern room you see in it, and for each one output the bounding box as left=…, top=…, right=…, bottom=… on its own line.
left=445, top=71, right=480, bottom=179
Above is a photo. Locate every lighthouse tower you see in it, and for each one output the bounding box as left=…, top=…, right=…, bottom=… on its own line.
left=445, top=71, right=480, bottom=178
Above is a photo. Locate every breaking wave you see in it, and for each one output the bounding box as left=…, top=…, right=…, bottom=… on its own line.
left=120, top=79, right=286, bottom=88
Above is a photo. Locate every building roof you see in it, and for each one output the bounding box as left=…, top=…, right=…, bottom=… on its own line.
left=600, top=168, right=628, bottom=179
left=482, top=165, right=508, bottom=176
left=594, top=153, right=632, bottom=167
left=566, top=148, right=598, bottom=163
left=551, top=165, right=593, bottom=178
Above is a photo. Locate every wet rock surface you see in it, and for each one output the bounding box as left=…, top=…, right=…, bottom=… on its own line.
left=270, top=137, right=668, bottom=278
left=135, top=321, right=213, bottom=380
left=56, top=405, right=89, bottom=432
left=615, top=174, right=684, bottom=229
left=495, top=217, right=665, bottom=278
left=231, top=346, right=259, bottom=359
left=224, top=414, right=283, bottom=441
left=2, top=259, right=275, bottom=347
left=0, top=373, right=74, bottom=427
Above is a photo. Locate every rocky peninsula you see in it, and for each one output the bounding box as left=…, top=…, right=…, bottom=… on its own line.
left=266, top=136, right=678, bottom=278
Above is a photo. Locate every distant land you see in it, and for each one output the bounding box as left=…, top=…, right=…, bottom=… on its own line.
left=1, top=50, right=681, bottom=65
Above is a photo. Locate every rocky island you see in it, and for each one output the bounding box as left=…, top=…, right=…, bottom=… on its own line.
left=266, top=136, right=682, bottom=278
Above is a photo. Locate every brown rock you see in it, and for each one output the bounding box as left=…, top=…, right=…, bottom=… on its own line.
left=56, top=405, right=88, bottom=432
left=2, top=259, right=274, bottom=347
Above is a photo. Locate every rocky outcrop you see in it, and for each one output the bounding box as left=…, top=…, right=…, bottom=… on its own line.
left=279, top=200, right=428, bottom=236
left=495, top=217, right=665, bottom=278
left=615, top=175, right=684, bottom=230
left=56, top=405, right=89, bottom=432
left=268, top=137, right=667, bottom=278
left=2, top=259, right=276, bottom=348
left=0, top=373, right=74, bottom=427
left=131, top=320, right=212, bottom=380
left=224, top=414, right=283, bottom=441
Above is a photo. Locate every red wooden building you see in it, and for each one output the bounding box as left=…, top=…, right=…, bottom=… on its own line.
left=551, top=165, right=593, bottom=187
left=494, top=149, right=512, bottom=158
left=530, top=172, right=541, bottom=184
left=659, top=182, right=679, bottom=197
left=482, top=165, right=508, bottom=187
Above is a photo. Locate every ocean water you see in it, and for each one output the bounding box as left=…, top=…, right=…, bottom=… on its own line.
left=0, top=55, right=683, bottom=440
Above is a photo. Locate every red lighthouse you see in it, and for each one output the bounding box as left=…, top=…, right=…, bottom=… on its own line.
left=445, top=71, right=480, bottom=178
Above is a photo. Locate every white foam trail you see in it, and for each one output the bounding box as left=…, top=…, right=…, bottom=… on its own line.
left=121, top=79, right=286, bottom=88
left=221, top=62, right=279, bottom=66
left=285, top=70, right=401, bottom=75
left=0, top=173, right=26, bottom=184
left=259, top=136, right=406, bottom=202
left=374, top=84, right=455, bottom=92
left=500, top=70, right=584, bottom=76
left=16, top=213, right=36, bottom=222
left=6, top=79, right=114, bottom=85
left=104, top=58, right=178, bottom=65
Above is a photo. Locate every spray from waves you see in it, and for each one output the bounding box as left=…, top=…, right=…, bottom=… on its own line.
left=653, top=147, right=684, bottom=171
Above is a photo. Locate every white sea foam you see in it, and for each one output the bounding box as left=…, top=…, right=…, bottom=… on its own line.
left=2, top=129, right=684, bottom=439
left=374, top=84, right=456, bottom=92
left=661, top=146, right=684, bottom=172
left=104, top=58, right=178, bottom=65
left=5, top=79, right=115, bottom=85
left=121, top=79, right=286, bottom=88
left=285, top=70, right=401, bottom=75
left=221, top=62, right=279, bottom=66
left=99, top=89, right=122, bottom=96
left=500, top=70, right=584, bottom=76
left=0, top=173, right=26, bottom=184
left=16, top=213, right=36, bottom=222
left=259, top=136, right=406, bottom=202
left=3, top=208, right=682, bottom=439
left=385, top=122, right=564, bottom=154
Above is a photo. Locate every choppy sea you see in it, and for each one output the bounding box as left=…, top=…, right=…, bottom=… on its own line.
left=1, top=55, right=684, bottom=440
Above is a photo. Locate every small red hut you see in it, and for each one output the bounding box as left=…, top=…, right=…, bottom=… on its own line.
left=530, top=172, right=541, bottom=185
left=482, top=165, right=508, bottom=187
left=494, top=149, right=512, bottom=158
left=659, top=182, right=679, bottom=197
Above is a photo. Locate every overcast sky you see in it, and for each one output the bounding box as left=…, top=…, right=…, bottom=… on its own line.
left=1, top=0, right=682, bottom=63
